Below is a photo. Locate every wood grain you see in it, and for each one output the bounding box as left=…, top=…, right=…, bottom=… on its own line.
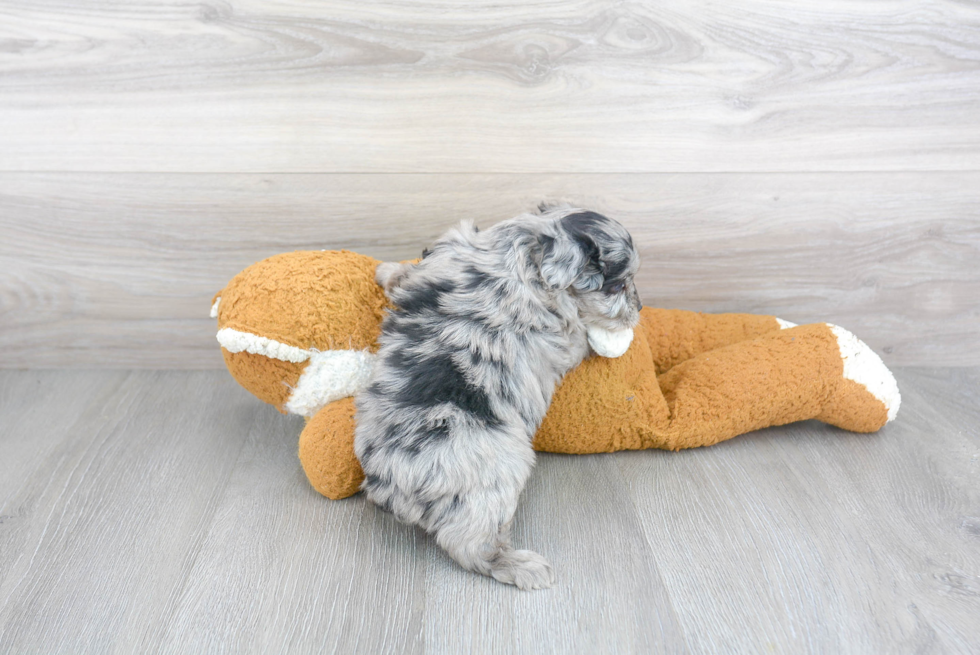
left=0, top=368, right=977, bottom=653
left=422, top=454, right=688, bottom=654
left=0, top=371, right=257, bottom=653
left=616, top=366, right=980, bottom=653
left=1, top=171, right=977, bottom=368
left=1, top=0, right=979, bottom=172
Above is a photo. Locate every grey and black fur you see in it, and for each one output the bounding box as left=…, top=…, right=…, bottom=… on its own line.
left=354, top=208, right=641, bottom=589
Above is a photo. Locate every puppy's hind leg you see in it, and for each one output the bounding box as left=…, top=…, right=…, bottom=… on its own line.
left=432, top=490, right=556, bottom=590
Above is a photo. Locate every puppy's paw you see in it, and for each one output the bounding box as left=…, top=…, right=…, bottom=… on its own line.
left=491, top=549, right=556, bottom=590
left=587, top=326, right=634, bottom=358
left=375, top=262, right=411, bottom=293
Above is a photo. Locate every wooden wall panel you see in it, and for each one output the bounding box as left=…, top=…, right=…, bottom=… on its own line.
left=1, top=172, right=976, bottom=368
left=1, top=0, right=979, bottom=172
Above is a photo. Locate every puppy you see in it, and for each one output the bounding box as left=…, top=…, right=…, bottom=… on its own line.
left=354, top=208, right=641, bottom=589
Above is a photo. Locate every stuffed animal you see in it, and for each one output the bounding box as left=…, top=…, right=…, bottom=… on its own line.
left=212, top=250, right=900, bottom=500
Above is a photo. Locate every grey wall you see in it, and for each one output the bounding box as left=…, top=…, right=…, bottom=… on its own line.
left=1, top=1, right=978, bottom=368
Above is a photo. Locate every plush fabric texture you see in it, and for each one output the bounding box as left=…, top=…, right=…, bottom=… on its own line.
left=535, top=319, right=891, bottom=455
left=213, top=249, right=386, bottom=352
left=284, top=349, right=378, bottom=418
left=217, top=327, right=311, bottom=362
left=828, top=324, right=902, bottom=422
left=213, top=250, right=387, bottom=413
left=640, top=308, right=786, bottom=374
left=213, top=249, right=899, bottom=500
left=222, top=349, right=305, bottom=411
left=298, top=397, right=364, bottom=499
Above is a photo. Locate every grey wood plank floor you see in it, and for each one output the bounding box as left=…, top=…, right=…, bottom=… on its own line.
left=0, top=368, right=977, bottom=654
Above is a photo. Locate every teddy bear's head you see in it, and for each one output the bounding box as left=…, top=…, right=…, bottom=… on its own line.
left=212, top=250, right=388, bottom=417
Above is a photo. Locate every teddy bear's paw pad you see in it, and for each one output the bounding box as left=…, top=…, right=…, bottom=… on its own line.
left=491, top=549, right=556, bottom=590
left=827, top=324, right=901, bottom=422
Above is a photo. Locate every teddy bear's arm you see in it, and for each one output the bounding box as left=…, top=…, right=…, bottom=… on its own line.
left=638, top=307, right=788, bottom=374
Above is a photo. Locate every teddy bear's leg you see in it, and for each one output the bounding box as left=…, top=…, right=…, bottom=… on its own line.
left=653, top=323, right=899, bottom=449
left=639, top=307, right=789, bottom=373
left=534, top=309, right=800, bottom=456
left=298, top=398, right=365, bottom=499
left=813, top=324, right=901, bottom=430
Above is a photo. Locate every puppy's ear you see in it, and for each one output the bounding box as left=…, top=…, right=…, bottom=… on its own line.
left=539, top=232, right=599, bottom=290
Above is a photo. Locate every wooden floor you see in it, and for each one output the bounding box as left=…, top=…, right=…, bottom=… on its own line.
left=0, top=367, right=977, bottom=654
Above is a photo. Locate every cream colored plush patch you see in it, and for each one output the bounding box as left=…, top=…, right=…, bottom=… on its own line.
left=216, top=327, right=378, bottom=417
left=828, top=324, right=901, bottom=422
left=217, top=327, right=309, bottom=363
left=285, top=349, right=377, bottom=418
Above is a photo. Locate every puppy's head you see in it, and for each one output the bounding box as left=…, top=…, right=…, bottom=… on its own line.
left=538, top=210, right=641, bottom=331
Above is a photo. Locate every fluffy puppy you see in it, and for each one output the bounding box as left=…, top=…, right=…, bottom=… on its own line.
left=354, top=208, right=641, bottom=590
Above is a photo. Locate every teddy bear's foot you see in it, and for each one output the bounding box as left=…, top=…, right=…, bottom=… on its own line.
left=815, top=324, right=901, bottom=432
left=298, top=398, right=365, bottom=499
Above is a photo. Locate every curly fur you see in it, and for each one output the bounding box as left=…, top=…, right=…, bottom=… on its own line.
left=354, top=207, right=641, bottom=589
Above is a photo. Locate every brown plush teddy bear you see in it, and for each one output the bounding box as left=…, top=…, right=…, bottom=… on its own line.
left=212, top=250, right=900, bottom=500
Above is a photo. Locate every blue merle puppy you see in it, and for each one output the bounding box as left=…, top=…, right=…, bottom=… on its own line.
left=354, top=208, right=641, bottom=590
